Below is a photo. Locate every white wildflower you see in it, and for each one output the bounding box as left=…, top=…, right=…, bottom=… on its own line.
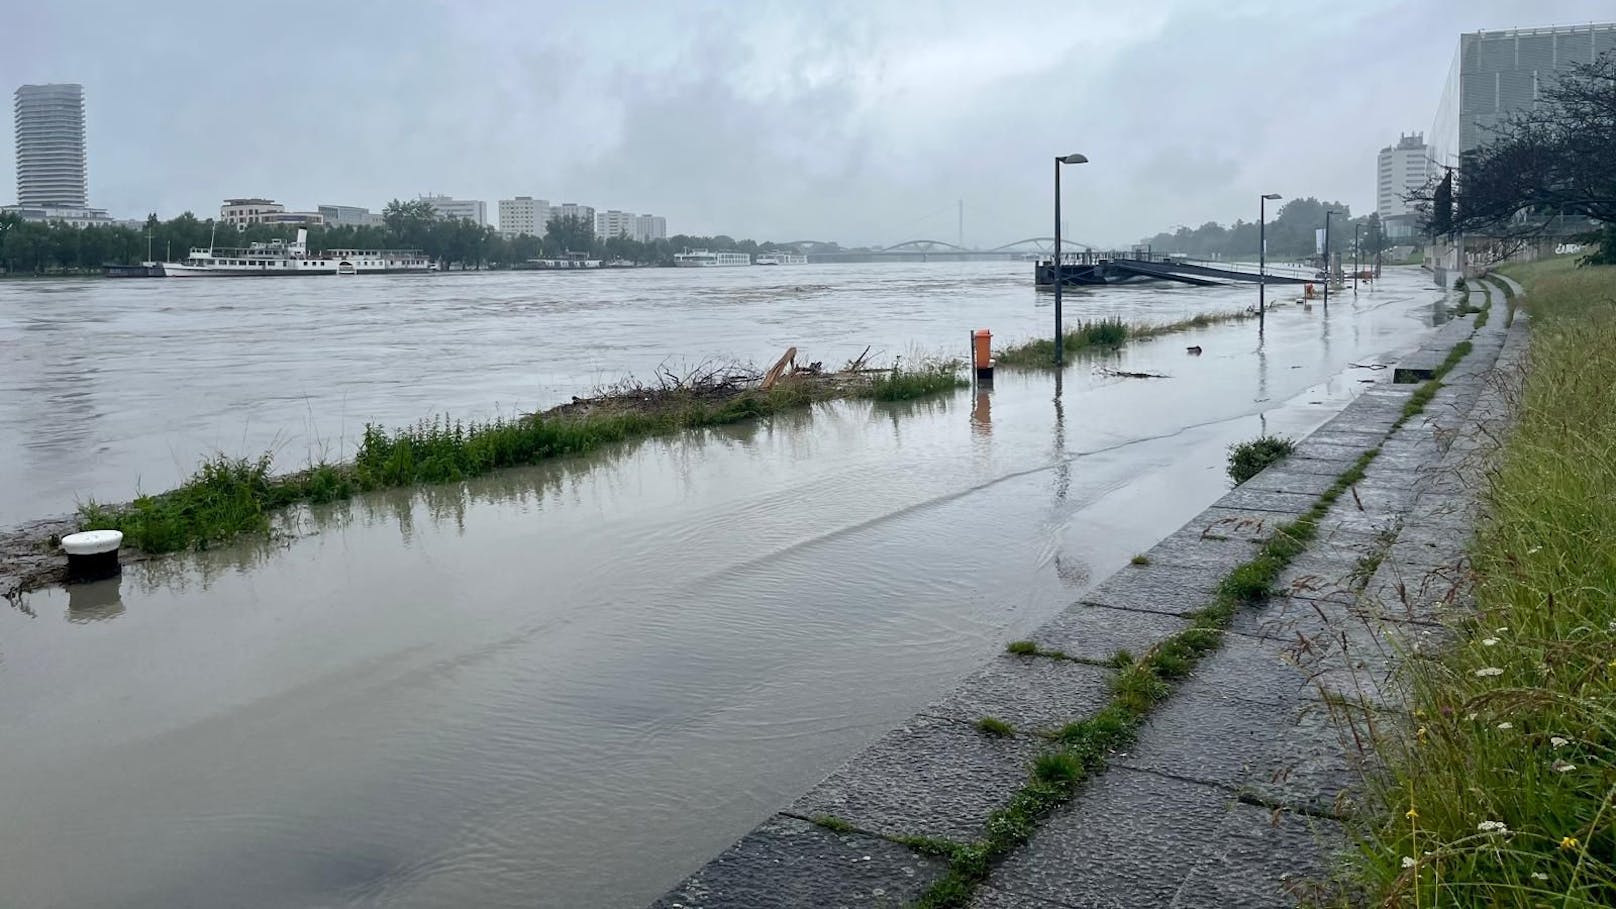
left=1496, top=627, right=1509, bottom=633
left=1552, top=759, right=1576, bottom=773
left=1465, top=712, right=1479, bottom=721
left=1551, top=736, right=1569, bottom=748
left=1527, top=547, right=1541, bottom=554
left=1532, top=871, right=1548, bottom=881
left=1474, top=666, right=1504, bottom=677
left=1477, top=820, right=1510, bottom=834
left=1482, top=638, right=1499, bottom=646
left=1401, top=856, right=1417, bottom=868
left=1497, top=722, right=1514, bottom=730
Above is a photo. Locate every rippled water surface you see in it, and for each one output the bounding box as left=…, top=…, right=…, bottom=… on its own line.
left=0, top=264, right=1450, bottom=907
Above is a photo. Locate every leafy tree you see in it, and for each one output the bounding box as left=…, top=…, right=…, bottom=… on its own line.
left=544, top=214, right=597, bottom=256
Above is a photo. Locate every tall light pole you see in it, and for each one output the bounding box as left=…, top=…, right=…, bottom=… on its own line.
left=1258, top=193, right=1281, bottom=334
left=1322, top=209, right=1336, bottom=312
left=1353, top=221, right=1360, bottom=294
left=1052, top=153, right=1089, bottom=365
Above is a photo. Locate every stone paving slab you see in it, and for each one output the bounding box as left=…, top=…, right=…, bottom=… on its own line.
left=975, top=769, right=1229, bottom=909
left=1140, top=527, right=1264, bottom=571
left=1211, top=486, right=1320, bottom=516
left=1236, top=468, right=1342, bottom=497
left=1289, top=440, right=1376, bottom=462
left=650, top=814, right=945, bottom=908
left=1112, top=677, right=1363, bottom=816
left=1259, top=454, right=1360, bottom=476
left=1028, top=603, right=1190, bottom=664
left=922, top=654, right=1114, bottom=734
left=789, top=714, right=1042, bottom=841
left=1191, top=507, right=1291, bottom=542
left=1169, top=801, right=1346, bottom=909
left=1078, top=564, right=1223, bottom=617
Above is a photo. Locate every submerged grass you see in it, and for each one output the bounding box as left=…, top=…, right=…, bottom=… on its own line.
left=995, top=310, right=1252, bottom=368
left=78, top=362, right=965, bottom=554
left=1351, top=264, right=1616, bottom=907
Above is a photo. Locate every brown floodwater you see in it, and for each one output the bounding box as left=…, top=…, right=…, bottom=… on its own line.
left=0, top=264, right=1449, bottom=907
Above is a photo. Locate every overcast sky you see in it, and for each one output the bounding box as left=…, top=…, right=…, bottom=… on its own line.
left=4, top=0, right=1611, bottom=246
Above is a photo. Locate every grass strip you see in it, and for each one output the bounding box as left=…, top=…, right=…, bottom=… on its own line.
left=1351, top=263, right=1616, bottom=907
left=78, top=363, right=967, bottom=554
left=995, top=311, right=1252, bottom=368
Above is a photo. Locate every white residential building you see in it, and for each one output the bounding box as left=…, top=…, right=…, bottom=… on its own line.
left=634, top=213, right=667, bottom=242
left=419, top=194, right=487, bottom=225
left=595, top=209, right=635, bottom=240
left=14, top=83, right=88, bottom=208
left=553, top=202, right=595, bottom=227
left=498, top=196, right=551, bottom=237
left=221, top=198, right=285, bottom=225
left=1375, top=133, right=1434, bottom=239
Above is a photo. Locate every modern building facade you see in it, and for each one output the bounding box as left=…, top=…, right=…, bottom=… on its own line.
left=318, top=204, right=381, bottom=228
left=419, top=194, right=487, bottom=225
left=1431, top=23, right=1616, bottom=168
left=221, top=198, right=284, bottom=225
left=14, top=83, right=88, bottom=208
left=1376, top=133, right=1434, bottom=239
left=498, top=196, right=551, bottom=237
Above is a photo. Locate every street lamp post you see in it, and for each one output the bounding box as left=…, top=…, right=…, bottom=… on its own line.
left=1052, top=153, right=1089, bottom=365
left=1353, top=222, right=1360, bottom=294
left=1258, top=193, right=1281, bottom=333
left=1322, top=209, right=1336, bottom=312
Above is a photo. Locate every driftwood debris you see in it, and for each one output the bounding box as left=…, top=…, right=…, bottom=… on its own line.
left=1098, top=366, right=1170, bottom=379
left=761, top=346, right=799, bottom=390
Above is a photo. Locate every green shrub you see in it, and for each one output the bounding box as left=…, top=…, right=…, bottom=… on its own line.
left=1226, top=435, right=1295, bottom=484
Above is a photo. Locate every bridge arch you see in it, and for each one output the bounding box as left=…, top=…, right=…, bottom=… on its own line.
left=987, top=237, right=1097, bottom=253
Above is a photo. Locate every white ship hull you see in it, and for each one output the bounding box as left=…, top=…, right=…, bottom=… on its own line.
left=162, top=228, right=431, bottom=277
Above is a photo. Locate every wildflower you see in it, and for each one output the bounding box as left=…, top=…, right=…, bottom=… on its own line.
left=1482, top=637, right=1499, bottom=646
left=1496, top=627, right=1508, bottom=633
left=1532, top=871, right=1548, bottom=880
left=1561, top=835, right=1579, bottom=850
left=1465, top=711, right=1479, bottom=721
left=1497, top=722, right=1514, bottom=730
left=1401, top=856, right=1417, bottom=869
left=1474, top=667, right=1504, bottom=677
left=1406, top=807, right=1419, bottom=820
left=1527, top=547, right=1541, bottom=554
left=1551, top=736, right=1569, bottom=748
left=1477, top=820, right=1510, bottom=834
left=1552, top=759, right=1576, bottom=773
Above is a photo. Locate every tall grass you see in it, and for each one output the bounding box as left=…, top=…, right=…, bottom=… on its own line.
left=1353, top=265, right=1616, bottom=906
left=78, top=363, right=964, bottom=553
left=995, top=310, right=1252, bottom=367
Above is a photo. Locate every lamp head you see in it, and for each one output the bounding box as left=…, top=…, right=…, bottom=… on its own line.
left=1057, top=153, right=1089, bottom=165
left=1261, top=193, right=1282, bottom=200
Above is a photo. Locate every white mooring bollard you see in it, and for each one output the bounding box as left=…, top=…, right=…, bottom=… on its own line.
left=61, top=529, right=124, bottom=582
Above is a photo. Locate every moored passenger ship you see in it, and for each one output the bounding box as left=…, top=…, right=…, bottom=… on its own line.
left=162, top=229, right=432, bottom=276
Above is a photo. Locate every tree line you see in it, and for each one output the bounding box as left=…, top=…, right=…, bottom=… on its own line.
left=1138, top=198, right=1389, bottom=263
left=0, top=197, right=790, bottom=274
left=1410, top=50, right=1614, bottom=265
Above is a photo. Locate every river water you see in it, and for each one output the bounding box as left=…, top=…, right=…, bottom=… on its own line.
left=0, top=264, right=1448, bottom=907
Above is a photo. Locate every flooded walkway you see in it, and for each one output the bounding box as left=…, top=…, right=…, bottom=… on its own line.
left=0, top=267, right=1450, bottom=908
